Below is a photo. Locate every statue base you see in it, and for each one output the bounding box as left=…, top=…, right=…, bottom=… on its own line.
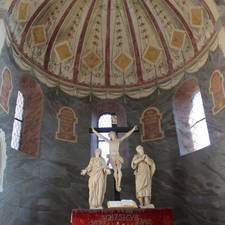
left=71, top=208, right=173, bottom=225
left=107, top=199, right=138, bottom=208
left=90, top=206, right=103, bottom=210
left=140, top=204, right=155, bottom=209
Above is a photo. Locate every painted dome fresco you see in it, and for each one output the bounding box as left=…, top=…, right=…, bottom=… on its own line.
left=6, top=0, right=217, bottom=98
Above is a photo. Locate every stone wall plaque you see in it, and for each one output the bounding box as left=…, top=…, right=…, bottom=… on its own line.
left=209, top=70, right=225, bottom=115
left=140, top=107, right=164, bottom=142
left=56, top=107, right=78, bottom=143
left=0, top=67, right=13, bottom=113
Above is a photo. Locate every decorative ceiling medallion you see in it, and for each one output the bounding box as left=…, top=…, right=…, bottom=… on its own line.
left=31, top=25, right=47, bottom=46
left=114, top=53, right=133, bottom=72
left=170, top=30, right=186, bottom=50
left=17, top=1, right=29, bottom=22
left=54, top=41, right=72, bottom=62
left=82, top=52, right=101, bottom=70
left=143, top=46, right=161, bottom=64
left=190, top=7, right=204, bottom=28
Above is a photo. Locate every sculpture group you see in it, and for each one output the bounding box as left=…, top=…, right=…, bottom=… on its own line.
left=81, top=126, right=156, bottom=209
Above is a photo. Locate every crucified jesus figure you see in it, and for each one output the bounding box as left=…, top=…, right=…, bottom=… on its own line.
left=92, top=125, right=137, bottom=192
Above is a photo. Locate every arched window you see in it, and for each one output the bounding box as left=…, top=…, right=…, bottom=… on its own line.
left=97, top=113, right=113, bottom=163
left=0, top=128, right=7, bottom=192
left=11, top=75, right=43, bottom=156
left=189, top=91, right=210, bottom=151
left=0, top=20, right=6, bottom=54
left=174, top=79, right=210, bottom=156
left=11, top=91, right=24, bottom=150
left=91, top=101, right=129, bottom=166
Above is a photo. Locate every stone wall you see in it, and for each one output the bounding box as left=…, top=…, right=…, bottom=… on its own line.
left=0, top=42, right=225, bottom=225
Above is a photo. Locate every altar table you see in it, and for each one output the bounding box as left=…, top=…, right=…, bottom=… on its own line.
left=71, top=208, right=173, bottom=225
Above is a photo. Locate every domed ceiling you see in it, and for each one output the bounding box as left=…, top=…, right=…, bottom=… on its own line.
left=6, top=0, right=217, bottom=98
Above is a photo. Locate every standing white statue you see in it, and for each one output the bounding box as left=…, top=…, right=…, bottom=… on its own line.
left=0, top=129, right=7, bottom=192
left=81, top=148, right=111, bottom=209
left=131, top=145, right=156, bottom=208
left=92, top=125, right=137, bottom=192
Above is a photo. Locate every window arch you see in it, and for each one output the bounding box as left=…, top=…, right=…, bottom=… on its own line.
left=174, top=79, right=210, bottom=156
left=97, top=113, right=113, bottom=163
left=11, top=91, right=24, bottom=150
left=11, top=75, right=43, bottom=156
left=0, top=20, right=6, bottom=54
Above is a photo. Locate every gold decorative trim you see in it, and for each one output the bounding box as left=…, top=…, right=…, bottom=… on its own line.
left=17, top=1, right=29, bottom=22
left=190, top=7, right=204, bottom=28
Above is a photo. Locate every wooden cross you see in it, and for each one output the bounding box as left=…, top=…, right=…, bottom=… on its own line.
left=89, top=115, right=139, bottom=200
left=89, top=114, right=139, bottom=133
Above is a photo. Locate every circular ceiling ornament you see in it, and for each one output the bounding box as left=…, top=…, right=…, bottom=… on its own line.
left=6, top=0, right=217, bottom=99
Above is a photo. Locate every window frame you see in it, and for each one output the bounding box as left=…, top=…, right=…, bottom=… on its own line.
left=174, top=79, right=211, bottom=156
left=189, top=90, right=210, bottom=151
left=97, top=113, right=114, bottom=164
left=11, top=91, right=24, bottom=150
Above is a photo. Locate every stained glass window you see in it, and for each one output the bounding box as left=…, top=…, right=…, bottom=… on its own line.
left=11, top=91, right=24, bottom=150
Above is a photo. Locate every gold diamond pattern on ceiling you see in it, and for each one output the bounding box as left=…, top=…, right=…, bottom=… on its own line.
left=190, top=7, right=203, bottom=28
left=83, top=52, right=101, bottom=70
left=170, top=30, right=186, bottom=50
left=6, top=0, right=217, bottom=98
left=55, top=42, right=72, bottom=62
left=114, top=53, right=133, bottom=72
left=144, top=46, right=161, bottom=64
left=18, top=1, right=29, bottom=22
left=31, top=25, right=46, bottom=45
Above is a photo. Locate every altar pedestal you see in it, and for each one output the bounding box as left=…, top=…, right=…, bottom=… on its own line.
left=71, top=208, right=173, bottom=225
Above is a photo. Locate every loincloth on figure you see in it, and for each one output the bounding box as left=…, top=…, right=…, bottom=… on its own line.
left=108, top=154, right=124, bottom=167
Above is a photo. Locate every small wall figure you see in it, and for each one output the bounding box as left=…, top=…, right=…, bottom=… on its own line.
left=209, top=70, right=225, bottom=115
left=0, top=67, right=13, bottom=113
left=140, top=107, right=164, bottom=142
left=0, top=129, right=7, bottom=192
left=56, top=107, right=78, bottom=143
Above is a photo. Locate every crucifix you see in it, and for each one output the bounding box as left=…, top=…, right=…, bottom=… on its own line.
left=89, top=114, right=138, bottom=201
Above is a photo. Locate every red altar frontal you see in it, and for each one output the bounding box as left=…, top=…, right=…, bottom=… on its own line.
left=71, top=208, right=173, bottom=225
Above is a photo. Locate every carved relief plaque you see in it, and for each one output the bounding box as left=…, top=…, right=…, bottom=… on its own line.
left=56, top=107, right=78, bottom=143
left=0, top=67, right=13, bottom=113
left=209, top=70, right=225, bottom=115
left=140, top=107, right=164, bottom=142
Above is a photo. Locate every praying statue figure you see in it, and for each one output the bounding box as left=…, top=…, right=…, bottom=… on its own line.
left=92, top=125, right=137, bottom=192
left=81, top=148, right=111, bottom=209
left=131, top=145, right=156, bottom=208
